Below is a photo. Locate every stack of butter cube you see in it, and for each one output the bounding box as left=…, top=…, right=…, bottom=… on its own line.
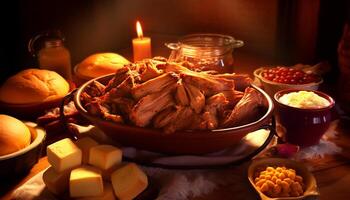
left=43, top=137, right=148, bottom=200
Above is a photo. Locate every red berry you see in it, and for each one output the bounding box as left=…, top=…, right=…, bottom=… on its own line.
left=266, top=66, right=318, bottom=84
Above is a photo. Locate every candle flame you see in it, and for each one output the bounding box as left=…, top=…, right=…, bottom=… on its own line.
left=136, top=21, right=143, bottom=39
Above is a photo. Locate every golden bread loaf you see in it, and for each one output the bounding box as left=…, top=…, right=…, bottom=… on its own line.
left=0, top=68, right=69, bottom=104
left=0, top=114, right=31, bottom=156
left=76, top=53, right=130, bottom=79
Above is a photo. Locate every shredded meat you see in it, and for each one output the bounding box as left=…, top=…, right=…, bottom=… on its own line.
left=129, top=84, right=176, bottom=127
left=184, top=83, right=205, bottom=114
left=175, top=80, right=189, bottom=106
left=131, top=72, right=179, bottom=100
left=221, top=87, right=266, bottom=127
left=82, top=58, right=264, bottom=133
left=181, top=72, right=235, bottom=96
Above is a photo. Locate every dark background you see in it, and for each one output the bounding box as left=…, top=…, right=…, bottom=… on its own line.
left=0, top=0, right=349, bottom=83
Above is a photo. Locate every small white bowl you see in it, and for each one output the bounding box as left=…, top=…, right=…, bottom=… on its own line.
left=253, top=67, right=323, bottom=98
left=248, top=158, right=319, bottom=200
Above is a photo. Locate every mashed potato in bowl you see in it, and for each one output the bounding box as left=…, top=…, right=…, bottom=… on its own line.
left=279, top=91, right=330, bottom=109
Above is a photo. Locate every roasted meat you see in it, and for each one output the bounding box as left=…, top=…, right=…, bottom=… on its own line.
left=107, top=97, right=135, bottom=120
left=164, top=62, right=192, bottom=74
left=103, top=112, right=124, bottom=123
left=142, top=62, right=163, bottom=81
left=106, top=74, right=136, bottom=99
left=221, top=87, right=266, bottom=127
left=184, top=83, right=205, bottom=114
left=163, top=106, right=194, bottom=134
left=197, top=93, right=229, bottom=129
left=175, top=80, right=190, bottom=106
left=104, top=67, right=130, bottom=93
left=182, top=73, right=235, bottom=96
left=220, top=90, right=244, bottom=107
left=80, top=80, right=106, bottom=104
left=85, top=98, right=124, bottom=123
left=129, top=84, right=176, bottom=127
left=83, top=57, right=265, bottom=133
left=153, top=107, right=178, bottom=128
left=131, top=72, right=179, bottom=100
left=214, top=73, right=252, bottom=91
left=85, top=80, right=106, bottom=97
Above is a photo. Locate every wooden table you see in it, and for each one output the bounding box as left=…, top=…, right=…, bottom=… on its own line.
left=1, top=36, right=350, bottom=199
left=1, top=118, right=350, bottom=200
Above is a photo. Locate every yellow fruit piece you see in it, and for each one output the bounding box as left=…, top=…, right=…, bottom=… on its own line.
left=266, top=167, right=275, bottom=172
left=260, top=183, right=269, bottom=192
left=284, top=178, right=292, bottom=185
left=278, top=173, right=286, bottom=180
left=271, top=176, right=278, bottom=183
left=255, top=179, right=265, bottom=187
left=276, top=167, right=283, bottom=173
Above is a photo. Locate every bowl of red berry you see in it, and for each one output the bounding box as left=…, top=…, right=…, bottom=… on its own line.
left=254, top=66, right=323, bottom=97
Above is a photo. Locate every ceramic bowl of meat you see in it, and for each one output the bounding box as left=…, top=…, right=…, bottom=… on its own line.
left=254, top=66, right=323, bottom=98
left=73, top=61, right=274, bottom=155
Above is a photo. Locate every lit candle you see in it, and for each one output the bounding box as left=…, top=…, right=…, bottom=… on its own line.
left=132, top=21, right=151, bottom=62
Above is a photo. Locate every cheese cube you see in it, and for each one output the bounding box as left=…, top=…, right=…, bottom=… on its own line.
left=43, top=166, right=70, bottom=195
left=89, top=145, right=122, bottom=171
left=75, top=137, right=99, bottom=164
left=111, top=163, right=148, bottom=200
left=70, top=166, right=104, bottom=198
left=76, top=182, right=116, bottom=200
left=101, top=165, right=120, bottom=181
left=47, top=138, right=82, bottom=173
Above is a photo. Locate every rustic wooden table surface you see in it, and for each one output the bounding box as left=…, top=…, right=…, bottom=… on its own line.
left=1, top=36, right=350, bottom=199
left=1, top=118, right=349, bottom=200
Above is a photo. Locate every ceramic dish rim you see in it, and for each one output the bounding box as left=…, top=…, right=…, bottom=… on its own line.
left=73, top=73, right=275, bottom=134
left=274, top=88, right=335, bottom=112
left=253, top=67, right=323, bottom=87
left=0, top=123, right=46, bottom=161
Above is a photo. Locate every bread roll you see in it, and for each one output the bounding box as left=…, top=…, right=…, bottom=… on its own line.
left=0, top=115, right=31, bottom=156
left=0, top=68, right=69, bottom=104
left=76, top=53, right=130, bottom=78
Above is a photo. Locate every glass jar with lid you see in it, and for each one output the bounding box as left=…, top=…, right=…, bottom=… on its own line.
left=165, top=34, right=244, bottom=73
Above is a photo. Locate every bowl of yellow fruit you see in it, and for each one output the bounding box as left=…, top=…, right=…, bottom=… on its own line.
left=248, top=158, right=319, bottom=200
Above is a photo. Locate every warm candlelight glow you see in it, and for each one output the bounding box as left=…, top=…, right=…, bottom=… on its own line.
left=132, top=20, right=151, bottom=62
left=136, top=21, right=143, bottom=39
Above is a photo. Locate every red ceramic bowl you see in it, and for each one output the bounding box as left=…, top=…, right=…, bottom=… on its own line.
left=74, top=74, right=274, bottom=155
left=274, top=89, right=335, bottom=147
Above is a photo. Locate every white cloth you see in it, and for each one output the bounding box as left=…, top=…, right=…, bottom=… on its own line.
left=74, top=125, right=273, bottom=167
left=12, top=127, right=274, bottom=200
left=12, top=164, right=260, bottom=200
left=12, top=121, right=341, bottom=200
